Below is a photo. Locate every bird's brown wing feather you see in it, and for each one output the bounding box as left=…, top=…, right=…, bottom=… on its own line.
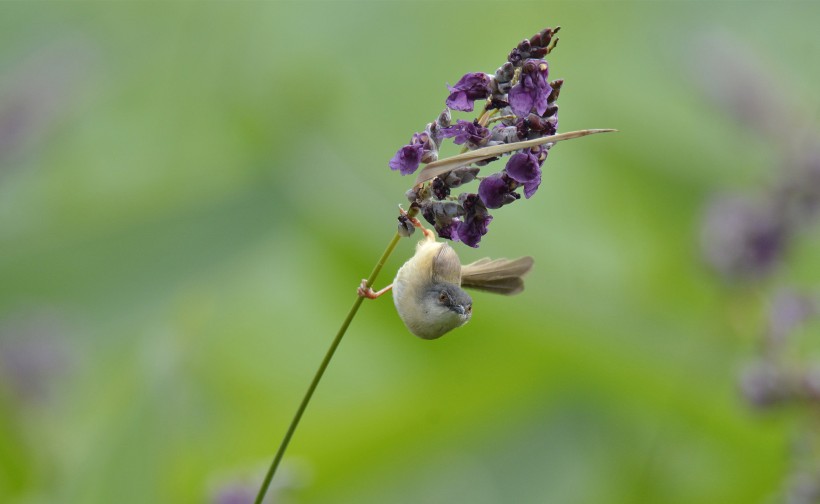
left=431, top=243, right=463, bottom=285
left=460, top=256, right=534, bottom=295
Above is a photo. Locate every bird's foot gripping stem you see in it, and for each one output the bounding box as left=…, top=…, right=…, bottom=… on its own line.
left=357, top=279, right=393, bottom=299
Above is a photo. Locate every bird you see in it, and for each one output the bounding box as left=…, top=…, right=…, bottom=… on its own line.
left=358, top=211, right=534, bottom=339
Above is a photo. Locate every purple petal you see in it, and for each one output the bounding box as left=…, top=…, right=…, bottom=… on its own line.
left=455, top=193, right=492, bottom=248
left=508, top=83, right=534, bottom=117
left=478, top=174, right=508, bottom=209
left=456, top=213, right=492, bottom=248
left=389, top=143, right=424, bottom=175
left=440, top=120, right=490, bottom=147
left=436, top=219, right=461, bottom=241
left=445, top=72, right=491, bottom=112
left=478, top=173, right=520, bottom=209
left=510, top=60, right=553, bottom=117
left=445, top=90, right=474, bottom=112
left=461, top=73, right=490, bottom=95
left=523, top=174, right=542, bottom=198
left=505, top=152, right=541, bottom=183
left=533, top=82, right=552, bottom=116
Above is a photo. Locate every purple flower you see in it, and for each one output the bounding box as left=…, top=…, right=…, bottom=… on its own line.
left=446, top=72, right=492, bottom=112
left=701, top=195, right=789, bottom=280
left=456, top=193, right=493, bottom=247
left=456, top=215, right=492, bottom=248
left=505, top=152, right=541, bottom=183
left=508, top=59, right=552, bottom=117
left=389, top=143, right=424, bottom=175
left=436, top=219, right=461, bottom=241
left=478, top=173, right=520, bottom=209
left=440, top=120, right=490, bottom=148
left=421, top=200, right=465, bottom=241
left=523, top=175, right=542, bottom=199
left=388, top=132, right=436, bottom=175
left=506, top=147, right=547, bottom=198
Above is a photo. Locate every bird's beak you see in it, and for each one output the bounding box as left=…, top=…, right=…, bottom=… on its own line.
left=452, top=304, right=466, bottom=315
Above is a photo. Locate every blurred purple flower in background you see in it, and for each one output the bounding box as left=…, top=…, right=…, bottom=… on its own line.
left=0, top=309, right=72, bottom=404
left=768, top=289, right=815, bottom=348
left=695, top=29, right=820, bottom=503
left=0, top=38, right=93, bottom=168
left=209, top=463, right=305, bottom=504
left=213, top=482, right=258, bottom=504
left=700, top=195, right=789, bottom=281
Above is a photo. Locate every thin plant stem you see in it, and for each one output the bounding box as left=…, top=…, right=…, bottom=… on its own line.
left=254, top=219, right=410, bottom=504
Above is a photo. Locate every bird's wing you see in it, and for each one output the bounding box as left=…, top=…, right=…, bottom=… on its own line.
left=460, top=256, right=534, bottom=295
left=431, top=242, right=463, bottom=285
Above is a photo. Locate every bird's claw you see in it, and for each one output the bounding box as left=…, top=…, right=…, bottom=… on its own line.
left=357, top=279, right=378, bottom=299
left=357, top=279, right=393, bottom=299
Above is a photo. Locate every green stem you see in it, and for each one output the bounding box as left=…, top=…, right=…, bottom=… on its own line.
left=254, top=219, right=409, bottom=504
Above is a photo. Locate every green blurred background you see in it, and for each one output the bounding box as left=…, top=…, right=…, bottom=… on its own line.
left=1, top=2, right=819, bottom=503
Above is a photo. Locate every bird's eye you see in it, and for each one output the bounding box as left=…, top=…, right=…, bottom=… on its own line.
left=439, top=292, right=448, bottom=303
left=466, top=305, right=472, bottom=314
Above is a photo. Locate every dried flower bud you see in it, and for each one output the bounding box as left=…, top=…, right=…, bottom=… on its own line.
left=495, top=61, right=516, bottom=85
left=517, top=113, right=557, bottom=139
left=548, top=79, right=564, bottom=103
left=443, top=167, right=480, bottom=188
left=437, top=108, right=452, bottom=128
left=405, top=187, right=419, bottom=203
left=397, top=214, right=415, bottom=237
left=529, top=26, right=560, bottom=53
left=431, top=177, right=450, bottom=200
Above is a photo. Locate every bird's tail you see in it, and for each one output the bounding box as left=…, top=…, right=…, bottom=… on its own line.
left=460, top=256, right=534, bottom=295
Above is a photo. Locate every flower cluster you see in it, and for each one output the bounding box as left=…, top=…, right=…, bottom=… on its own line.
left=388, top=27, right=562, bottom=247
